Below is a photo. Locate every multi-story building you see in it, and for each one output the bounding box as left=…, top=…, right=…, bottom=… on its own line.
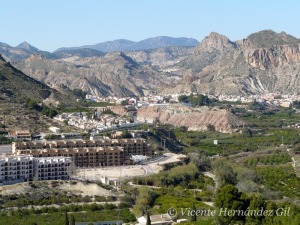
left=0, top=155, right=73, bottom=183
left=0, top=155, right=34, bottom=182
left=34, top=157, right=72, bottom=181
left=12, top=138, right=151, bottom=167
left=9, top=130, right=31, bottom=141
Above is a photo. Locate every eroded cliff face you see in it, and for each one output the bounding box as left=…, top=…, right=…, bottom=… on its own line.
left=137, top=105, right=244, bottom=133
left=246, top=44, right=300, bottom=70
left=163, top=30, right=300, bottom=95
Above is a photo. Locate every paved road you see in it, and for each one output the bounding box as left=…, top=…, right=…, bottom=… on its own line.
left=143, top=164, right=153, bottom=175
left=201, top=172, right=218, bottom=191
left=201, top=172, right=216, bottom=181
left=201, top=172, right=216, bottom=207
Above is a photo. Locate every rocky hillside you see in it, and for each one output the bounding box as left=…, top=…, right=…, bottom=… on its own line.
left=0, top=54, right=77, bottom=106
left=137, top=105, right=244, bottom=133
left=125, top=46, right=194, bottom=69
left=14, top=52, right=172, bottom=97
left=163, top=30, right=300, bottom=95
left=2, top=30, right=300, bottom=97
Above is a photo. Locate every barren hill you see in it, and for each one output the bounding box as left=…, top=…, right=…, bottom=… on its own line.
left=14, top=51, right=171, bottom=97
left=137, top=105, right=244, bottom=133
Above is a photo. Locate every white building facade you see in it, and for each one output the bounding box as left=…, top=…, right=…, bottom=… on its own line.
left=0, top=155, right=34, bottom=182
left=0, top=155, right=72, bottom=183
left=34, top=157, right=72, bottom=181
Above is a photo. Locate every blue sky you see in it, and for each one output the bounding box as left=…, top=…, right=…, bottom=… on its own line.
left=0, top=0, right=299, bottom=51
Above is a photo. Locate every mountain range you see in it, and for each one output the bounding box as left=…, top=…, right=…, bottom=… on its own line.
left=162, top=30, right=300, bottom=95
left=55, top=36, right=199, bottom=52
left=1, top=30, right=300, bottom=97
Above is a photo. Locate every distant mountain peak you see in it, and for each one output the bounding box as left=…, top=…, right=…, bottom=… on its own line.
left=194, top=32, right=237, bottom=54
left=247, top=29, right=299, bottom=48
left=16, top=41, right=39, bottom=52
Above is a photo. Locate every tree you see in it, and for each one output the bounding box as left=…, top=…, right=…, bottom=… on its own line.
left=122, top=130, right=133, bottom=138
left=72, top=88, right=87, bottom=100
left=178, top=95, right=189, bottom=103
left=121, top=100, right=128, bottom=106
left=246, top=128, right=253, bottom=138
left=179, top=126, right=188, bottom=132
left=65, top=208, right=69, bottom=225
left=292, top=100, right=300, bottom=109
left=215, top=184, right=247, bottom=225
left=246, top=195, right=265, bottom=225
left=71, top=215, right=76, bottom=225
left=190, top=204, right=197, bottom=221
left=146, top=211, right=151, bottom=225
left=214, top=163, right=237, bottom=188
left=249, top=101, right=265, bottom=111
left=188, top=153, right=211, bottom=172
left=207, top=124, right=215, bottom=131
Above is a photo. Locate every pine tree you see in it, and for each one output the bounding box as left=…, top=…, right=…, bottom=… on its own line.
left=191, top=204, right=197, bottom=221
left=146, top=212, right=151, bottom=225
left=71, top=215, right=75, bottom=225
left=65, top=208, right=69, bottom=225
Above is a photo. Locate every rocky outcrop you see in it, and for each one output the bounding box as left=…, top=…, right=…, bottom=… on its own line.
left=246, top=44, right=300, bottom=70
left=163, top=30, right=300, bottom=95
left=108, top=106, right=127, bottom=116
left=194, top=32, right=237, bottom=54
left=182, top=74, right=197, bottom=84
left=137, top=105, right=244, bottom=133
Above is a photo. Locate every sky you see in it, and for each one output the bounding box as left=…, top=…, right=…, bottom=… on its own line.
left=0, top=0, right=299, bottom=52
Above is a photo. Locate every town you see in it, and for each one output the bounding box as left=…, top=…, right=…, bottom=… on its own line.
left=1, top=1, right=300, bottom=224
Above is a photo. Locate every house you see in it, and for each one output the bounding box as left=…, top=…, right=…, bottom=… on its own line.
left=111, top=131, right=123, bottom=139
left=49, top=127, right=61, bottom=134
left=137, top=213, right=173, bottom=225
left=9, top=130, right=31, bottom=141
left=128, top=98, right=137, bottom=105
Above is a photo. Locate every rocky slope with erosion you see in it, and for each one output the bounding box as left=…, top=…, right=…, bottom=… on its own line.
left=137, top=105, right=244, bottom=133
left=14, top=52, right=171, bottom=97
left=163, top=30, right=300, bottom=95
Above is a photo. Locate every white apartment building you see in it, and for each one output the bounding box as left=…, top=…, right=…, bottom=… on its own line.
left=0, top=155, right=72, bottom=183
left=0, top=155, right=34, bottom=182
left=34, top=157, right=72, bottom=181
